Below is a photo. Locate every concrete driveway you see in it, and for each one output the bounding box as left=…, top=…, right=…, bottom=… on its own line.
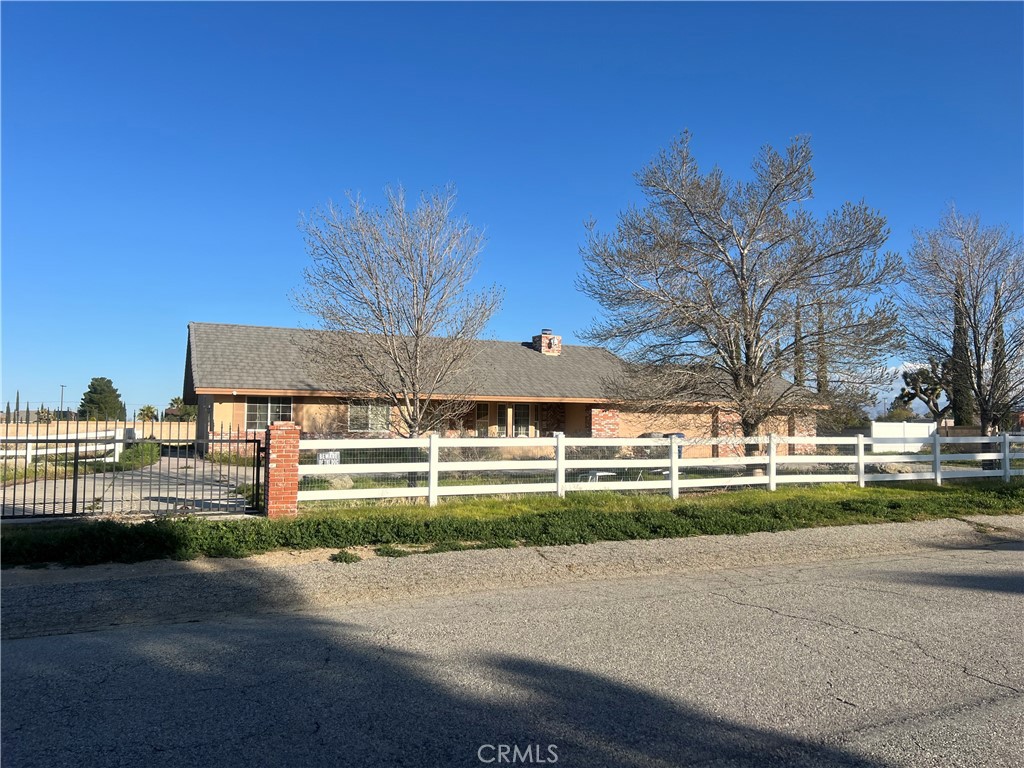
left=2, top=516, right=1022, bottom=767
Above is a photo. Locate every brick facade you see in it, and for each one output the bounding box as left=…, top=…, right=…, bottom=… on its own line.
left=590, top=407, right=620, bottom=438
left=265, top=421, right=300, bottom=518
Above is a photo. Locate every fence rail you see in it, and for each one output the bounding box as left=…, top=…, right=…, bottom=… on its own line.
left=294, top=433, right=1024, bottom=506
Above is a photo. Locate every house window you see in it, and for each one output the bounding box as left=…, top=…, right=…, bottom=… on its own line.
left=514, top=404, right=531, bottom=437
left=245, top=397, right=292, bottom=431
left=475, top=403, right=489, bottom=437
left=348, top=403, right=390, bottom=432
left=497, top=403, right=507, bottom=435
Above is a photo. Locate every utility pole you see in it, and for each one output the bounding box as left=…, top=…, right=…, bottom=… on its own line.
left=60, top=385, right=66, bottom=421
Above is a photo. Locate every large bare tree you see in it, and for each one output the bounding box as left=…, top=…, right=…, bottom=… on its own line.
left=902, top=206, right=1024, bottom=434
left=578, top=132, right=902, bottom=443
left=295, top=184, right=503, bottom=437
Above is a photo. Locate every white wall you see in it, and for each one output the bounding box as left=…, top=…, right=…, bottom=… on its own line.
left=870, top=421, right=936, bottom=453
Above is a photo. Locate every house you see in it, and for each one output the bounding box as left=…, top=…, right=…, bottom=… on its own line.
left=182, top=322, right=817, bottom=444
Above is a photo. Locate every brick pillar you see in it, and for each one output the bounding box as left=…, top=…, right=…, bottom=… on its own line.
left=590, top=408, right=620, bottom=438
left=265, top=421, right=300, bottom=518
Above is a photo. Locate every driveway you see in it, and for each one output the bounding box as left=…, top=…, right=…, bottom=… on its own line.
left=2, top=517, right=1022, bottom=767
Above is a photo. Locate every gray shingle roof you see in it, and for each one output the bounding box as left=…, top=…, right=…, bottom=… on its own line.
left=186, top=322, right=625, bottom=400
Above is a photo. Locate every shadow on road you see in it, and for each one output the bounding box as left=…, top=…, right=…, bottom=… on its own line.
left=1, top=563, right=893, bottom=768
left=892, top=571, right=1024, bottom=596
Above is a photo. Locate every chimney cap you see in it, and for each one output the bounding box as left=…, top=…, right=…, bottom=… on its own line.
left=540, top=328, right=553, bottom=335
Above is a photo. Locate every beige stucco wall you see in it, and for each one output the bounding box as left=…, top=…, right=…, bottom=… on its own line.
left=565, top=403, right=589, bottom=436
left=617, top=409, right=714, bottom=438
left=208, top=396, right=243, bottom=433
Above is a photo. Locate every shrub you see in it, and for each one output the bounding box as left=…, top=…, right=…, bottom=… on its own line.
left=207, top=451, right=256, bottom=467
left=116, top=443, right=161, bottom=470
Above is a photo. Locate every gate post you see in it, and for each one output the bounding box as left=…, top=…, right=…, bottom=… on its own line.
left=265, top=421, right=300, bottom=518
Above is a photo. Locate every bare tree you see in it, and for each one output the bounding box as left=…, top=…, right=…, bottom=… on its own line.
left=578, top=132, right=902, bottom=446
left=295, top=184, right=503, bottom=437
left=902, top=206, right=1024, bottom=434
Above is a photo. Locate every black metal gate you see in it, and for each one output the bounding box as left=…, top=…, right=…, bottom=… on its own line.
left=1, top=421, right=265, bottom=519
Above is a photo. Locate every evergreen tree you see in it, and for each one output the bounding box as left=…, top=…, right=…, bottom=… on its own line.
left=991, top=284, right=1008, bottom=429
left=78, top=377, right=128, bottom=421
left=949, top=277, right=976, bottom=425
left=793, top=301, right=805, bottom=388
left=14, top=391, right=19, bottom=424
left=814, top=306, right=829, bottom=394
left=4, top=402, right=10, bottom=424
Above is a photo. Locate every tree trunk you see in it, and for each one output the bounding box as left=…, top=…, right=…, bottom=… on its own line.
left=741, top=417, right=760, bottom=457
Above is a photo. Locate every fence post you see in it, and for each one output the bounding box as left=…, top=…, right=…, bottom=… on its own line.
left=669, top=434, right=680, bottom=500
left=265, top=421, right=300, bottom=518
left=856, top=433, right=865, bottom=488
left=555, top=432, right=566, bottom=498
left=932, top=430, right=942, bottom=487
left=113, top=428, right=123, bottom=463
left=767, top=434, right=777, bottom=492
left=428, top=433, right=439, bottom=507
left=1003, top=432, right=1012, bottom=483
left=24, top=441, right=33, bottom=466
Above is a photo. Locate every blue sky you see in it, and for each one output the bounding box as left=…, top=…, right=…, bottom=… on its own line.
left=2, top=2, right=1022, bottom=414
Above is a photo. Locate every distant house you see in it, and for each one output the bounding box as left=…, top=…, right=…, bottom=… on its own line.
left=182, top=322, right=817, bottom=442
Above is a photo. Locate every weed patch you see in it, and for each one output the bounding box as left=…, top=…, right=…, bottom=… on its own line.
left=329, top=550, right=361, bottom=563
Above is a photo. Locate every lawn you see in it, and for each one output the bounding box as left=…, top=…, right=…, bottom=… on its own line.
left=2, top=480, right=1021, bottom=568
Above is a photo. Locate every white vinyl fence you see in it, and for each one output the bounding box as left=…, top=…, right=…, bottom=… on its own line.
left=295, top=433, right=1024, bottom=506
left=0, top=429, right=124, bottom=463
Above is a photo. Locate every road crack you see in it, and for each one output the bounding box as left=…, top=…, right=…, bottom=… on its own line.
left=708, top=590, right=1023, bottom=694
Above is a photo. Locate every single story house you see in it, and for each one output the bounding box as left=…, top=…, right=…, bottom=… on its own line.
left=183, top=322, right=817, bottom=446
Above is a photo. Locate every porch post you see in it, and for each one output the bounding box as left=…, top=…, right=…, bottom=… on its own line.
left=555, top=432, right=566, bottom=498
left=669, top=434, right=680, bottom=500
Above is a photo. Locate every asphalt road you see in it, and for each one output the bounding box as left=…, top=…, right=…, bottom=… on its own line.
left=2, top=518, right=1022, bottom=767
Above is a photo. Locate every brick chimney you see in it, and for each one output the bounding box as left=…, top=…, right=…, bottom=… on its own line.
left=532, top=328, right=562, bottom=356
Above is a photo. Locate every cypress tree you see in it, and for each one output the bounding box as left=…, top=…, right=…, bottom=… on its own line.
left=14, top=391, right=19, bottom=424
left=950, top=278, right=976, bottom=426
left=4, top=402, right=10, bottom=424
left=989, top=284, right=1007, bottom=433
left=815, top=306, right=828, bottom=394
left=793, top=301, right=805, bottom=387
